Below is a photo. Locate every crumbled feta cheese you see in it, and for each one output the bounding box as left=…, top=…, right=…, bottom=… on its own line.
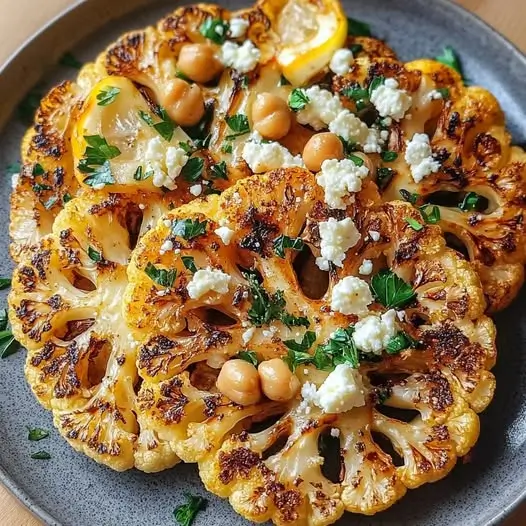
left=353, top=309, right=398, bottom=355
left=427, top=89, right=444, bottom=101
left=138, top=203, right=146, bottom=210
left=331, top=276, right=373, bottom=316
left=189, top=184, right=202, bottom=196
left=215, top=226, right=235, bottom=245
left=156, top=289, right=170, bottom=297
left=396, top=310, right=406, bottom=322
left=220, top=40, right=260, bottom=73
left=159, top=239, right=174, bottom=255
left=229, top=17, right=249, bottom=38
left=405, top=133, right=441, bottom=183
left=145, top=137, right=188, bottom=190
left=330, top=428, right=340, bottom=438
left=363, top=127, right=388, bottom=154
left=187, top=267, right=231, bottom=299
left=296, top=86, right=344, bottom=130
left=315, top=365, right=366, bottom=413
left=303, top=368, right=309, bottom=375
left=382, top=117, right=393, bottom=127
left=299, top=382, right=318, bottom=415
left=369, top=230, right=380, bottom=242
left=358, top=259, right=373, bottom=275
left=329, top=48, right=354, bottom=76
left=11, top=173, right=19, bottom=189
left=92, top=183, right=106, bottom=191
left=370, top=78, right=412, bottom=121
left=328, top=110, right=369, bottom=144
left=242, top=327, right=256, bottom=345
left=316, top=217, right=361, bottom=271
left=316, top=158, right=369, bottom=209
left=242, top=135, right=304, bottom=173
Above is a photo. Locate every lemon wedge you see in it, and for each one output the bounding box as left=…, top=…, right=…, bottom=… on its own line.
left=72, top=76, right=191, bottom=193
left=261, top=0, right=348, bottom=86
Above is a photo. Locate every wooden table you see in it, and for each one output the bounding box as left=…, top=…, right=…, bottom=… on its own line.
left=0, top=0, right=524, bottom=524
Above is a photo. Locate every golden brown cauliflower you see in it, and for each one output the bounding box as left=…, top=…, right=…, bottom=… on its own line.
left=124, top=167, right=496, bottom=522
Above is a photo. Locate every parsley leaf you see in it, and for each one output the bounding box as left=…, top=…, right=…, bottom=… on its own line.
left=210, top=161, right=228, bottom=180
left=225, top=114, right=250, bottom=140
left=27, top=427, right=49, bottom=441
left=33, top=163, right=45, bottom=176
left=172, top=219, right=208, bottom=240
left=0, top=278, right=11, bottom=290
left=315, top=327, right=359, bottom=369
left=279, top=74, right=291, bottom=86
left=458, top=192, right=486, bottom=212
left=284, top=349, right=314, bottom=372
left=347, top=17, right=372, bottom=37
left=405, top=217, right=424, bottom=231
left=435, top=46, right=465, bottom=81
left=31, top=451, right=51, bottom=460
left=200, top=18, right=229, bottom=44
left=437, top=87, right=450, bottom=99
left=78, top=135, right=120, bottom=188
left=237, top=351, right=259, bottom=367
left=139, top=108, right=176, bottom=142
left=386, top=331, right=421, bottom=355
left=280, top=313, right=310, bottom=328
left=0, top=328, right=20, bottom=359
left=288, top=89, right=309, bottom=111
left=43, top=196, right=59, bottom=210
left=370, top=270, right=416, bottom=309
left=82, top=161, right=115, bottom=188
left=399, top=189, right=419, bottom=205
left=419, top=204, right=441, bottom=224
left=182, top=256, right=197, bottom=273
left=381, top=151, right=398, bottom=162
left=368, top=75, right=385, bottom=95
left=32, top=183, right=52, bottom=193
left=376, top=167, right=395, bottom=189
left=350, top=43, right=364, bottom=55
left=283, top=331, right=316, bottom=353
left=133, top=166, right=153, bottom=181
left=221, top=142, right=233, bottom=154
left=245, top=272, right=286, bottom=327
left=96, top=86, right=121, bottom=106
left=181, top=157, right=205, bottom=182
left=63, top=193, right=72, bottom=204
left=273, top=235, right=304, bottom=258
left=341, top=85, right=369, bottom=102
left=145, top=262, right=177, bottom=288
left=88, top=246, right=102, bottom=262
left=59, top=52, right=82, bottom=69
left=348, top=153, right=364, bottom=167
left=174, top=495, right=208, bottom=526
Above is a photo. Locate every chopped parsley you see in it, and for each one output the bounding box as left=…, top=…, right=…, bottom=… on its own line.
left=399, top=189, right=419, bottom=205
left=376, top=167, right=395, bottom=189
left=225, top=114, right=250, bottom=140
left=182, top=256, right=197, bottom=274
left=458, top=192, right=485, bottom=212
left=386, top=331, right=421, bottom=355
left=87, top=246, right=102, bottom=263
left=145, top=262, right=177, bottom=288
left=314, top=327, right=359, bottom=370
left=283, top=331, right=316, bottom=353
left=33, top=163, right=45, bottom=176
left=368, top=75, right=386, bottom=95
left=237, top=351, right=259, bottom=367
left=181, top=157, right=205, bottom=182
left=59, top=52, right=82, bottom=69
left=172, top=219, right=208, bottom=240
left=78, top=135, right=120, bottom=188
left=288, top=89, right=309, bottom=111
left=175, top=70, right=192, bottom=82
left=381, top=151, right=398, bottom=162
left=133, top=166, right=153, bottom=181
left=370, top=269, right=416, bottom=310
left=221, top=142, right=233, bottom=154
left=279, top=74, right=291, bottom=86
left=199, top=18, right=229, bottom=44
left=280, top=313, right=310, bottom=328
left=139, top=107, right=176, bottom=142
left=210, top=161, right=228, bottom=180
left=283, top=332, right=317, bottom=372
left=435, top=46, right=466, bottom=82
left=273, top=235, right=304, bottom=259
left=405, top=217, right=424, bottom=231
left=348, top=153, right=364, bottom=167
left=96, top=86, right=121, bottom=106
left=437, top=87, right=450, bottom=99
left=0, top=278, right=11, bottom=290
left=32, top=183, right=52, bottom=193
left=174, top=494, right=208, bottom=526
left=0, top=309, right=19, bottom=359
left=347, top=17, right=372, bottom=37
left=419, top=204, right=441, bottom=224
left=27, top=427, right=49, bottom=441
left=350, top=43, right=364, bottom=55
left=31, top=451, right=51, bottom=460
left=341, top=85, right=369, bottom=102
left=63, top=193, right=72, bottom=204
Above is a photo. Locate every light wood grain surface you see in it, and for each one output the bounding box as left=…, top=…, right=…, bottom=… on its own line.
left=0, top=0, right=525, bottom=524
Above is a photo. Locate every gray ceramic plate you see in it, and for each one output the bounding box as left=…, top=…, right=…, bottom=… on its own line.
left=1, top=0, right=525, bottom=525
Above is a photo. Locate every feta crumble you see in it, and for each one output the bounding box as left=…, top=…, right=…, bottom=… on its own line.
left=316, top=217, right=361, bottom=271
left=328, top=110, right=369, bottom=144
left=353, top=309, right=398, bottom=355
left=427, top=89, right=444, bottom=101
left=187, top=267, right=231, bottom=299
left=329, top=48, right=354, bottom=76
left=316, top=158, right=369, bottom=209
left=358, top=259, right=373, bottom=275
left=370, top=78, right=412, bottom=121
left=296, top=86, right=344, bottom=130
left=189, top=184, right=202, bottom=196
left=144, top=137, right=188, bottom=190
left=330, top=428, right=340, bottom=438
left=228, top=17, right=249, bottom=38
left=220, top=40, right=260, bottom=73
left=369, top=230, right=380, bottom=242
left=315, top=364, right=366, bottom=413
left=242, top=327, right=256, bottom=345
left=363, top=127, right=389, bottom=154
left=159, top=239, right=174, bottom=255
left=242, top=134, right=304, bottom=173
left=331, top=276, right=373, bottom=316
left=215, top=226, right=235, bottom=245
left=405, top=133, right=441, bottom=183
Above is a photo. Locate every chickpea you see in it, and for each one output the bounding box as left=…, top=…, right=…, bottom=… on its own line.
left=302, top=132, right=344, bottom=172
left=258, top=358, right=300, bottom=402
left=177, top=43, right=224, bottom=83
left=162, top=78, right=205, bottom=127
left=251, top=93, right=292, bottom=140
left=216, top=359, right=262, bottom=406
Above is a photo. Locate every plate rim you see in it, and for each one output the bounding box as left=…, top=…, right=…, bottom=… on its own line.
left=0, top=0, right=525, bottom=525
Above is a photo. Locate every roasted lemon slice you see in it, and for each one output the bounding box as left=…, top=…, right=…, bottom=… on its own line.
left=72, top=76, right=192, bottom=193
left=261, top=0, right=347, bottom=85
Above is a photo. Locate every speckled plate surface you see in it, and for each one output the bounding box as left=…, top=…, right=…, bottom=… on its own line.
left=1, top=1, right=525, bottom=525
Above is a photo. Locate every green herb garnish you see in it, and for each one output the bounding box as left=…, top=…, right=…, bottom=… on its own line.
left=273, top=235, right=304, bottom=259
left=182, top=256, right=197, bottom=274
left=27, top=427, right=49, bottom=441
left=288, top=89, right=309, bottom=111
left=419, top=204, right=441, bottom=224
left=399, top=189, right=419, bottom=205
left=181, top=157, right=205, bottom=183
left=172, top=219, right=208, bottom=240
left=376, top=167, right=395, bottom=189
left=315, top=327, right=360, bottom=370
left=96, top=86, right=121, bottom=106
left=139, top=107, right=176, bottom=142
left=59, top=52, right=82, bottom=69
left=31, top=451, right=51, bottom=460
left=458, top=192, right=484, bottom=212
left=87, top=246, right=102, bottom=263
left=381, top=151, right=398, bottom=162
left=145, top=262, right=177, bottom=288
left=33, top=163, right=45, bottom=176
left=348, top=153, right=364, bottom=167
left=386, top=331, right=421, bottom=355
left=174, top=494, right=208, bottom=526
left=210, top=161, right=228, bottom=180
left=237, top=351, right=259, bottom=367
left=435, top=46, right=465, bottom=81
left=78, top=135, right=120, bottom=188
left=199, top=18, right=229, bottom=44
left=370, top=269, right=416, bottom=310
left=225, top=114, right=250, bottom=140
left=405, top=217, right=424, bottom=231
left=0, top=278, right=11, bottom=290
left=347, top=17, right=372, bottom=37
left=280, top=313, right=310, bottom=328
left=133, top=166, right=153, bottom=181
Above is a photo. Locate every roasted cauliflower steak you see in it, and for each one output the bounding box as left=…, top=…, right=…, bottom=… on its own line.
left=124, top=167, right=496, bottom=523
